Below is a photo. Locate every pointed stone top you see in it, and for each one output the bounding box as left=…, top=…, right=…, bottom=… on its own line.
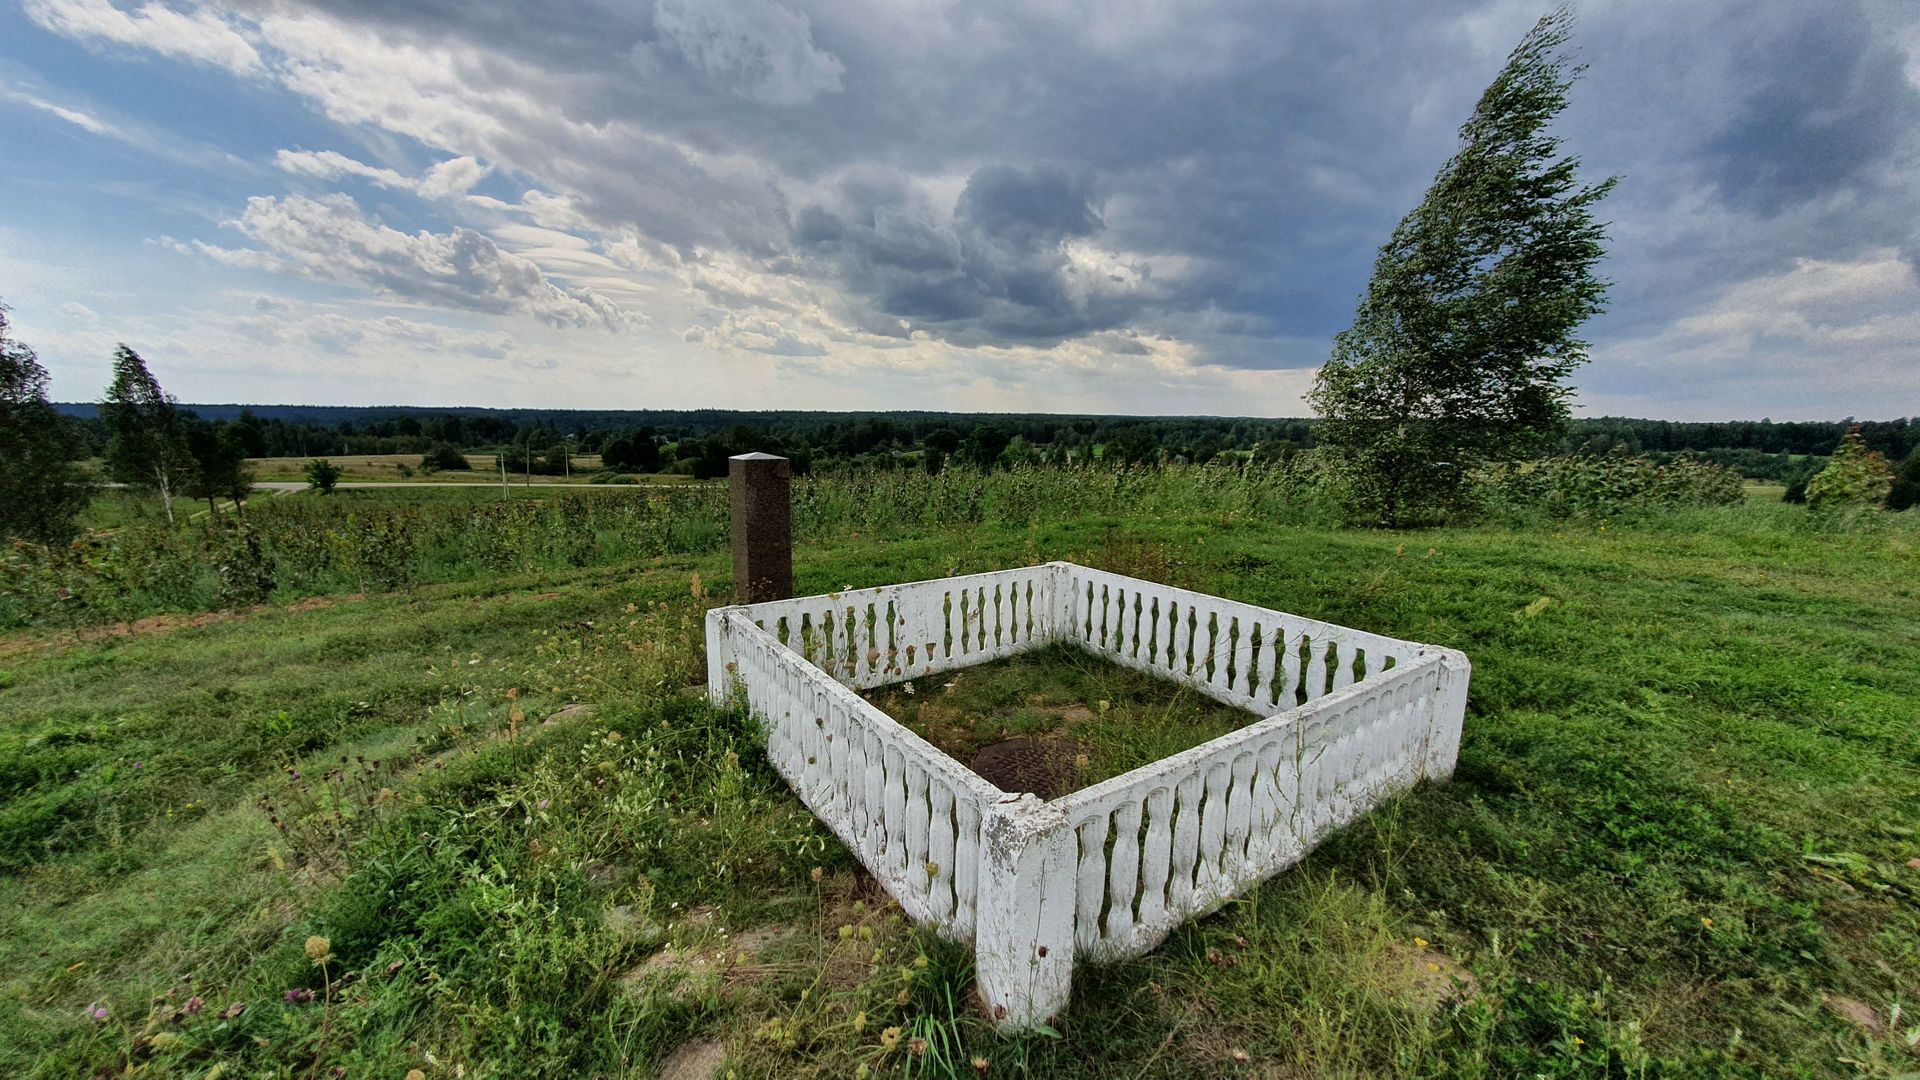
left=730, top=452, right=787, bottom=461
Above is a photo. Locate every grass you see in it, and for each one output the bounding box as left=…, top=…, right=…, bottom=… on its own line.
left=1, top=493, right=1916, bottom=1076
left=861, top=643, right=1262, bottom=795
left=246, top=452, right=606, bottom=483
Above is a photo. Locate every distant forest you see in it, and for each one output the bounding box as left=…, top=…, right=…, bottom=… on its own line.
left=51, top=403, right=1918, bottom=482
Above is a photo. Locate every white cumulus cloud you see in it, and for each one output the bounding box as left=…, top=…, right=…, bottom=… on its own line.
left=22, top=0, right=263, bottom=75
left=195, top=192, right=633, bottom=330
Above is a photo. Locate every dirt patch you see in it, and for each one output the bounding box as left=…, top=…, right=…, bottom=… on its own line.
left=618, top=922, right=792, bottom=1001
left=1823, top=994, right=1888, bottom=1039
left=658, top=1039, right=727, bottom=1080
left=1376, top=943, right=1476, bottom=1012
left=544, top=702, right=596, bottom=726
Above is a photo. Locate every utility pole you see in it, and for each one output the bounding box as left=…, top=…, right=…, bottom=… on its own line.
left=499, top=453, right=508, bottom=498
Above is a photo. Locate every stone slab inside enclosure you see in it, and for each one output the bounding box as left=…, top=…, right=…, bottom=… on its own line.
left=706, top=561, right=1469, bottom=1030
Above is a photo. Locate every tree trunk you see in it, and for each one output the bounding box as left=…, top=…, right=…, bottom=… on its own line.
left=157, top=469, right=175, bottom=526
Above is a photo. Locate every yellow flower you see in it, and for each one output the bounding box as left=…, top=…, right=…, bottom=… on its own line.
left=852, top=1011, right=868, bottom=1035
left=1701, top=917, right=1713, bottom=929
left=880, top=1026, right=902, bottom=1050
left=406, top=1071, right=426, bottom=1080
left=1414, top=937, right=1428, bottom=949
left=303, top=936, right=331, bottom=963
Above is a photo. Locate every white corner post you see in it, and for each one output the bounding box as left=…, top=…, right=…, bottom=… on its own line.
left=705, top=608, right=742, bottom=707
left=973, top=793, right=1077, bottom=1029
left=1422, top=648, right=1471, bottom=783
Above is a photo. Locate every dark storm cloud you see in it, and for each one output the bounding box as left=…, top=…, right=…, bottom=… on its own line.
left=213, top=0, right=1920, bottom=395
left=1702, top=8, right=1920, bottom=216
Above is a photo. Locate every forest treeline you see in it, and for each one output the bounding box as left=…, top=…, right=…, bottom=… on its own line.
left=49, top=403, right=1918, bottom=481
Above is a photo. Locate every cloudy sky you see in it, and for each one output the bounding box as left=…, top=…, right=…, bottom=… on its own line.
left=2, top=0, right=1916, bottom=419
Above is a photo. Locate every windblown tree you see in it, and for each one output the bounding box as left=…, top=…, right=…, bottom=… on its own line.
left=184, top=420, right=255, bottom=518
left=0, top=304, right=93, bottom=544
left=1309, top=7, right=1616, bottom=525
left=101, top=345, right=193, bottom=526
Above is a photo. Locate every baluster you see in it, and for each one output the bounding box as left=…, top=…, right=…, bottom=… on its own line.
left=954, top=797, right=981, bottom=934
left=1306, top=635, right=1330, bottom=702
left=1223, top=752, right=1256, bottom=883
left=863, top=730, right=887, bottom=861
left=1106, top=801, right=1142, bottom=943
left=883, top=743, right=907, bottom=873
left=1194, top=760, right=1230, bottom=904
left=1137, top=787, right=1174, bottom=936
left=906, top=767, right=932, bottom=907
left=1169, top=773, right=1201, bottom=913
left=1074, top=813, right=1109, bottom=952
left=1230, top=616, right=1255, bottom=706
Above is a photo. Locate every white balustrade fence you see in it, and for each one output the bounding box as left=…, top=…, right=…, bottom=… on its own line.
left=706, top=561, right=1468, bottom=1029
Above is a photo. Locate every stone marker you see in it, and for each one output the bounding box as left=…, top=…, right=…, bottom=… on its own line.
left=729, top=453, right=792, bottom=603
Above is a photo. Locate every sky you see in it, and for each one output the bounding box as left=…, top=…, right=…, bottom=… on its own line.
left=2, top=0, right=1917, bottom=420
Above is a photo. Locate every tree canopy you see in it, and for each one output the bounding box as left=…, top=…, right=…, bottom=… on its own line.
left=1309, top=6, right=1616, bottom=524
left=0, top=305, right=92, bottom=544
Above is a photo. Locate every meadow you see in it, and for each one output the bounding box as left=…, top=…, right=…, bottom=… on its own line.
left=0, top=465, right=1915, bottom=1077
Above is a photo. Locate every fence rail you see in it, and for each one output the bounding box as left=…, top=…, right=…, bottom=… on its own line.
left=707, top=561, right=1469, bottom=1029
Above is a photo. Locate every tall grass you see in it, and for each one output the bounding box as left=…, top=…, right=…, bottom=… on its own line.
left=0, top=455, right=1823, bottom=630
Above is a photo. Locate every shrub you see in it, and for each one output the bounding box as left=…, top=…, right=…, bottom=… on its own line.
left=1476, top=451, right=1745, bottom=520
left=1804, top=429, right=1894, bottom=515
left=305, top=459, right=342, bottom=494
left=1886, top=448, right=1920, bottom=512
left=421, top=443, right=471, bottom=472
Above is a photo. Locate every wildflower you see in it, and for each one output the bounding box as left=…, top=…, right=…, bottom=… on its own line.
left=88, top=1006, right=108, bottom=1022
left=972, top=1057, right=990, bottom=1074
left=879, top=1027, right=902, bottom=1051
left=538, top=799, right=550, bottom=809
left=184, top=996, right=205, bottom=1015
left=811, top=866, right=824, bottom=883
left=219, top=1002, right=245, bottom=1020
left=1414, top=937, right=1429, bottom=948
left=283, top=989, right=313, bottom=1004
left=1700, top=917, right=1713, bottom=930
left=407, top=1072, right=426, bottom=1080
left=1230, top=1048, right=1250, bottom=1063
left=913, top=955, right=929, bottom=970
left=839, top=925, right=854, bottom=940
left=852, top=1011, right=868, bottom=1035
left=909, top=1037, right=927, bottom=1056
left=304, top=936, right=332, bottom=963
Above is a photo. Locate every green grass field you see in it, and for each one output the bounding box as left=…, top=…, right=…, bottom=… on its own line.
left=1, top=494, right=1916, bottom=1077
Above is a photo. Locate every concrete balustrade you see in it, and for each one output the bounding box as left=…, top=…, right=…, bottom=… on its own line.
left=706, top=561, right=1469, bottom=1029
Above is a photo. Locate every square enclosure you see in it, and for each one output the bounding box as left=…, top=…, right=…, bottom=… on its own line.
left=706, top=562, right=1469, bottom=1028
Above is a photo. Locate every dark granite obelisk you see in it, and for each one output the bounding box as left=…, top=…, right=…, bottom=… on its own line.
left=729, top=452, right=792, bottom=603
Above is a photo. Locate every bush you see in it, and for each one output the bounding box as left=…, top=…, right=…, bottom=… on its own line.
left=1804, top=429, right=1894, bottom=515
left=1886, top=448, right=1920, bottom=512
left=1475, top=451, right=1745, bottom=521
left=421, top=443, right=470, bottom=472
left=305, top=459, right=342, bottom=494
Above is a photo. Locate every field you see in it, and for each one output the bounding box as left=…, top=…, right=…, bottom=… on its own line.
left=246, top=453, right=609, bottom=483
left=1, top=481, right=1917, bottom=1077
